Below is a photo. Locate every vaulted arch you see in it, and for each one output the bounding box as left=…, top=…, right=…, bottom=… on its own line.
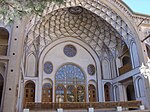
left=25, top=0, right=141, bottom=60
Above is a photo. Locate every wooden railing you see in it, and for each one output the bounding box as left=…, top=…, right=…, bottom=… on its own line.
left=25, top=101, right=142, bottom=110
left=119, top=63, right=132, bottom=75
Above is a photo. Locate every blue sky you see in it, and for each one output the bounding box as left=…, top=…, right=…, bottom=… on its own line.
left=123, top=0, right=150, bottom=15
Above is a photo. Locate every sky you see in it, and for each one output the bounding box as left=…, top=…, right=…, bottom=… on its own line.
left=123, top=0, right=150, bottom=15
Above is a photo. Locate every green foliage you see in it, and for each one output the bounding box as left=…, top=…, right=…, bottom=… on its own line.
left=0, top=0, right=64, bottom=25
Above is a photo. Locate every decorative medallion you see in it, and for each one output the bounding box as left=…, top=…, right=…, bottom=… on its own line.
left=87, top=64, right=95, bottom=75
left=68, top=6, right=83, bottom=15
left=64, top=45, right=77, bottom=57
left=44, top=62, right=53, bottom=74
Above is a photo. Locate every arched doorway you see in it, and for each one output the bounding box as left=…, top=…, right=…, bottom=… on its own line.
left=126, top=84, right=136, bottom=101
left=88, top=84, right=96, bottom=102
left=104, top=84, right=110, bottom=101
left=24, top=81, right=35, bottom=106
left=42, top=83, right=52, bottom=102
left=55, top=64, right=86, bottom=102
left=0, top=74, right=3, bottom=106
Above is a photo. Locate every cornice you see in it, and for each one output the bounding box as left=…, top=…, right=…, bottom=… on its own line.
left=110, top=0, right=150, bottom=25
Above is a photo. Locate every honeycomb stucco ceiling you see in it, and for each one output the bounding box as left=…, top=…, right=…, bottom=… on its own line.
left=26, top=7, right=124, bottom=56
left=25, top=0, right=135, bottom=57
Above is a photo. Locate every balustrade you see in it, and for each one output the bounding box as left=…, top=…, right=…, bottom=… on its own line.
left=25, top=101, right=141, bottom=110
left=119, top=63, right=132, bottom=75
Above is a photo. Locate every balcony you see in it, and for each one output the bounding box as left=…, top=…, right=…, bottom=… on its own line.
left=119, top=63, right=132, bottom=75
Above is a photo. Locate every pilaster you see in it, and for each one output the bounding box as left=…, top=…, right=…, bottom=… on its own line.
left=3, top=18, right=27, bottom=112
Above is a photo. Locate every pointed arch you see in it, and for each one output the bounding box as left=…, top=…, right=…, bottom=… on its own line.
left=26, top=53, right=36, bottom=77
left=102, top=59, right=111, bottom=79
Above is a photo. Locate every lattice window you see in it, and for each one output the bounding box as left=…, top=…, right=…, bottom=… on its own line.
left=55, top=64, right=86, bottom=102
left=77, top=85, right=85, bottom=102
left=67, top=85, right=75, bottom=102
left=55, top=85, right=65, bottom=102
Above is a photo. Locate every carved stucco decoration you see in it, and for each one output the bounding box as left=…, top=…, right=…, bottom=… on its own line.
left=25, top=0, right=138, bottom=57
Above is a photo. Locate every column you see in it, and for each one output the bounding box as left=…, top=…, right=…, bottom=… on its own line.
left=3, top=18, right=27, bottom=112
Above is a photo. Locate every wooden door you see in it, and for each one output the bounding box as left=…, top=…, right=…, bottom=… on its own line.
left=42, top=83, right=52, bottom=102
left=24, top=81, right=35, bottom=106
left=88, top=85, right=96, bottom=102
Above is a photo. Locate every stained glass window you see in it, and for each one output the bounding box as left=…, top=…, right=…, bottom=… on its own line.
left=87, top=64, right=95, bottom=75
left=67, top=85, right=75, bottom=102
left=55, top=85, right=65, bottom=102
left=64, top=45, right=77, bottom=57
left=55, top=64, right=86, bottom=102
left=44, top=62, right=53, bottom=74
left=55, top=64, right=85, bottom=85
left=77, top=86, right=85, bottom=102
